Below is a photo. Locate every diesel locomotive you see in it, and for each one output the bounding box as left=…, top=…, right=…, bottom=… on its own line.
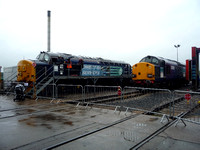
left=17, top=52, right=189, bottom=96
left=132, top=55, right=188, bottom=87
left=17, top=51, right=132, bottom=86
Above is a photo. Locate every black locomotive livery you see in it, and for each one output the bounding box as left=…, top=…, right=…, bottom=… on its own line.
left=17, top=51, right=132, bottom=86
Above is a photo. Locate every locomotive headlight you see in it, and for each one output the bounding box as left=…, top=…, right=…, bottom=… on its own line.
left=147, top=74, right=153, bottom=78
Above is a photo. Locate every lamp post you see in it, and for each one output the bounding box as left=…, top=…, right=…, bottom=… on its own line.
left=174, top=44, right=180, bottom=62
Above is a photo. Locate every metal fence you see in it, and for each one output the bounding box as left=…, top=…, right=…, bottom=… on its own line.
left=34, top=84, right=200, bottom=125
left=37, top=84, right=56, bottom=99
left=56, top=84, right=83, bottom=101
left=173, top=90, right=200, bottom=125
left=121, top=87, right=172, bottom=114
left=84, top=85, right=122, bottom=103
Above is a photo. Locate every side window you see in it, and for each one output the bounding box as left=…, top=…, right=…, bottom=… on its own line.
left=44, top=54, right=50, bottom=62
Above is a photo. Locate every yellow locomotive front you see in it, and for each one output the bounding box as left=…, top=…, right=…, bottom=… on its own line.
left=132, top=62, right=155, bottom=85
left=17, top=60, right=36, bottom=83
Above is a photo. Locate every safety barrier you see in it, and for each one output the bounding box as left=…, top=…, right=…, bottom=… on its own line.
left=56, top=84, right=83, bottom=101
left=122, top=87, right=172, bottom=115
left=173, top=90, right=200, bottom=125
left=37, top=83, right=56, bottom=99
left=34, top=84, right=200, bottom=125
left=84, top=85, right=122, bottom=103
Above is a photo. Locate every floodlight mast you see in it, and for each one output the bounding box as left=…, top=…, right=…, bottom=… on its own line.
left=174, top=44, right=180, bottom=61
left=47, top=10, right=51, bottom=52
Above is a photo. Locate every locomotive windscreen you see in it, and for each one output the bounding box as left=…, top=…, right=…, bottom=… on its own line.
left=140, top=56, right=159, bottom=65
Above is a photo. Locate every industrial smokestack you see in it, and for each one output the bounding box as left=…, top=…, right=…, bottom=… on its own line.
left=47, top=10, right=51, bottom=52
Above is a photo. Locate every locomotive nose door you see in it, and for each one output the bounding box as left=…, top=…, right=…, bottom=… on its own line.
left=160, top=60, right=165, bottom=78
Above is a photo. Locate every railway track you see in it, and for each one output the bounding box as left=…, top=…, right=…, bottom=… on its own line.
left=64, top=90, right=146, bottom=106
left=12, top=103, right=196, bottom=150
left=129, top=112, right=187, bottom=150
left=1, top=89, right=199, bottom=149
left=12, top=113, right=140, bottom=150
left=69, top=90, right=197, bottom=121
left=0, top=90, right=191, bottom=122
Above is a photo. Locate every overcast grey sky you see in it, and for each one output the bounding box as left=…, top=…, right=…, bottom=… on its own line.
left=0, top=0, right=200, bottom=69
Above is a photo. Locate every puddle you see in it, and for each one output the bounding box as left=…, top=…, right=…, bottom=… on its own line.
left=18, top=113, right=74, bottom=129
left=52, top=109, right=76, bottom=115
left=15, top=108, right=36, bottom=115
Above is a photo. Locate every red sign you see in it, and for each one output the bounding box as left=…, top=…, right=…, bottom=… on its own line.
left=185, top=93, right=191, bottom=100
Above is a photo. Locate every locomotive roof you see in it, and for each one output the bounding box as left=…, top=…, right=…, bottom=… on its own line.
left=142, top=55, right=184, bottom=66
left=40, top=51, right=128, bottom=65
left=156, top=56, right=185, bottom=66
left=157, top=56, right=178, bottom=65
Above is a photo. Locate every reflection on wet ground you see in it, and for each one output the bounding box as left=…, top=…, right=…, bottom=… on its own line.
left=18, top=113, right=73, bottom=129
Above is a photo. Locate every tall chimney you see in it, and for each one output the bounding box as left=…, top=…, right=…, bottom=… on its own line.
left=47, top=10, right=51, bottom=52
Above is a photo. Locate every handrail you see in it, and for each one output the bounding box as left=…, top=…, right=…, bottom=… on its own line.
left=36, top=66, right=54, bottom=83
left=25, top=66, right=54, bottom=97
left=35, top=67, right=45, bottom=80
left=4, top=71, right=17, bottom=82
left=18, top=67, right=45, bottom=84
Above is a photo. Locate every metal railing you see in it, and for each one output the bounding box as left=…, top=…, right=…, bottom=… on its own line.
left=27, top=84, right=200, bottom=125
left=84, top=85, right=122, bottom=103
left=26, top=66, right=54, bottom=98
left=122, top=87, right=172, bottom=114
left=173, top=90, right=200, bottom=125
left=36, top=83, right=56, bottom=99
left=56, top=84, right=83, bottom=101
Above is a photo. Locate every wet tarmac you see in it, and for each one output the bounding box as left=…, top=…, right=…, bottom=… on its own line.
left=0, top=95, right=200, bottom=150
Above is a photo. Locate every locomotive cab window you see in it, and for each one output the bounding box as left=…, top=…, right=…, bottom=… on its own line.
left=44, top=54, right=50, bottom=62
left=152, top=58, right=159, bottom=65
left=36, top=53, right=45, bottom=61
left=140, top=56, right=151, bottom=63
left=145, top=56, right=151, bottom=63
left=140, top=58, right=146, bottom=62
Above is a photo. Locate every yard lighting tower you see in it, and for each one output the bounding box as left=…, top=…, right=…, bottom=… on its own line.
left=174, top=44, right=180, bottom=62
left=47, top=10, right=51, bottom=52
